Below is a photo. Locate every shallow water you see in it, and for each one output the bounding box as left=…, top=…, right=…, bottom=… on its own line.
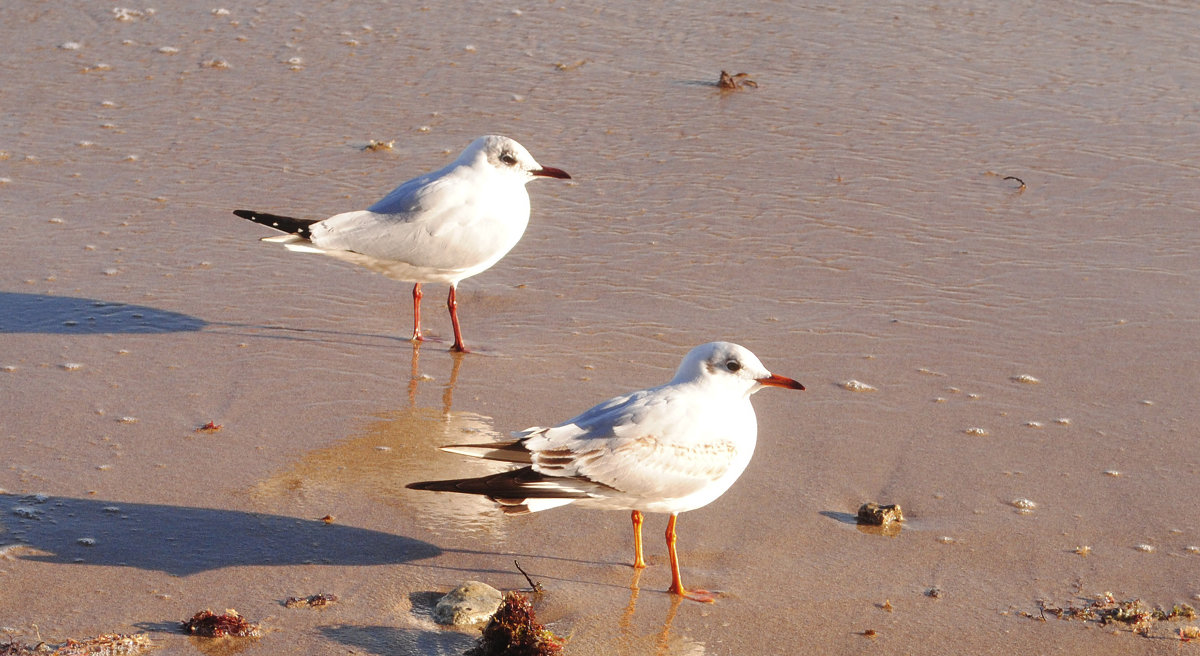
left=2, top=1, right=1199, bottom=653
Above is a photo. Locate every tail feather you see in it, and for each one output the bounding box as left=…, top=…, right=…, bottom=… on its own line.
left=495, top=498, right=577, bottom=514
left=440, top=441, right=532, bottom=464
left=233, top=209, right=318, bottom=238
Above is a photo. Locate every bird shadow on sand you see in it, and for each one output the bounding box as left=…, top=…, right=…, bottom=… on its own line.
left=0, top=493, right=439, bottom=576
left=0, top=292, right=206, bottom=334
left=0, top=291, right=505, bottom=353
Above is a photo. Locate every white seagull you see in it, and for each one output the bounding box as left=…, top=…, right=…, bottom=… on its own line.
left=407, top=341, right=804, bottom=601
left=233, top=135, right=571, bottom=352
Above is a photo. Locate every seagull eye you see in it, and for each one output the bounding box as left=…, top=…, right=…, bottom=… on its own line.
left=725, top=360, right=741, bottom=372
left=499, top=152, right=518, bottom=166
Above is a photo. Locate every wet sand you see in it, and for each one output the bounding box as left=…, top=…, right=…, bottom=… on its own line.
left=2, top=1, right=1199, bottom=654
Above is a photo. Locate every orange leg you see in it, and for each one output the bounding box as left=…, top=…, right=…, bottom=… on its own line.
left=631, top=510, right=647, bottom=569
left=447, top=284, right=469, bottom=352
left=665, top=514, right=715, bottom=603
left=410, top=283, right=424, bottom=342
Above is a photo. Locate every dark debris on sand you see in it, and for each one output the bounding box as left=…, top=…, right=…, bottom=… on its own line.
left=717, top=70, right=757, bottom=90
left=466, top=591, right=564, bottom=656
left=284, top=592, right=339, bottom=608
left=1022, top=593, right=1198, bottom=637
left=2, top=633, right=153, bottom=656
left=857, top=502, right=904, bottom=526
left=181, top=609, right=262, bottom=638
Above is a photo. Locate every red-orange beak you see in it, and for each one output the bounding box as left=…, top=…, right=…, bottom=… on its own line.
left=533, top=166, right=571, bottom=179
left=757, top=374, right=805, bottom=390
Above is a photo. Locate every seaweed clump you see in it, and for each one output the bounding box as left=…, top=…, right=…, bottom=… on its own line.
left=465, top=592, right=563, bottom=656
left=1, top=633, right=152, bottom=655
left=1025, top=593, right=1197, bottom=637
left=181, top=609, right=262, bottom=638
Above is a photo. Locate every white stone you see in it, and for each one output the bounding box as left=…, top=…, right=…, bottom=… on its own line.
left=433, top=581, right=502, bottom=625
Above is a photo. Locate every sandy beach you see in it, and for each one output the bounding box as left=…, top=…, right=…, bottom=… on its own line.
left=2, top=1, right=1199, bottom=654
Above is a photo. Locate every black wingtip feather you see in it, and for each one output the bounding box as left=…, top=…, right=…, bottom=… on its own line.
left=406, top=467, right=592, bottom=500
left=233, top=209, right=317, bottom=239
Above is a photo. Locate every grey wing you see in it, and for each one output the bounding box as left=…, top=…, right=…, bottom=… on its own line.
left=521, top=389, right=734, bottom=500
left=312, top=176, right=499, bottom=268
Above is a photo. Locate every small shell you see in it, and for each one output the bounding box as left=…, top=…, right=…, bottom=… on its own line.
left=841, top=379, right=877, bottom=392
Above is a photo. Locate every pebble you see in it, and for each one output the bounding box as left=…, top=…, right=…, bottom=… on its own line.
left=964, top=427, right=988, bottom=436
left=856, top=502, right=904, bottom=526
left=842, top=379, right=877, bottom=392
left=1010, top=498, right=1037, bottom=511
left=433, top=581, right=502, bottom=626
left=113, top=7, right=154, bottom=21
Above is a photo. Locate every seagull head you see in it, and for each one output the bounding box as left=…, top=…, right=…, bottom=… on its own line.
left=461, top=135, right=571, bottom=183
left=670, top=342, right=805, bottom=396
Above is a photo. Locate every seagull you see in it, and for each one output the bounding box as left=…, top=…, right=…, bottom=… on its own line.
left=233, top=135, right=571, bottom=352
left=407, top=341, right=804, bottom=601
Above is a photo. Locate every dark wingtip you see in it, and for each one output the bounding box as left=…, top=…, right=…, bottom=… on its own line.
left=233, top=209, right=317, bottom=238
